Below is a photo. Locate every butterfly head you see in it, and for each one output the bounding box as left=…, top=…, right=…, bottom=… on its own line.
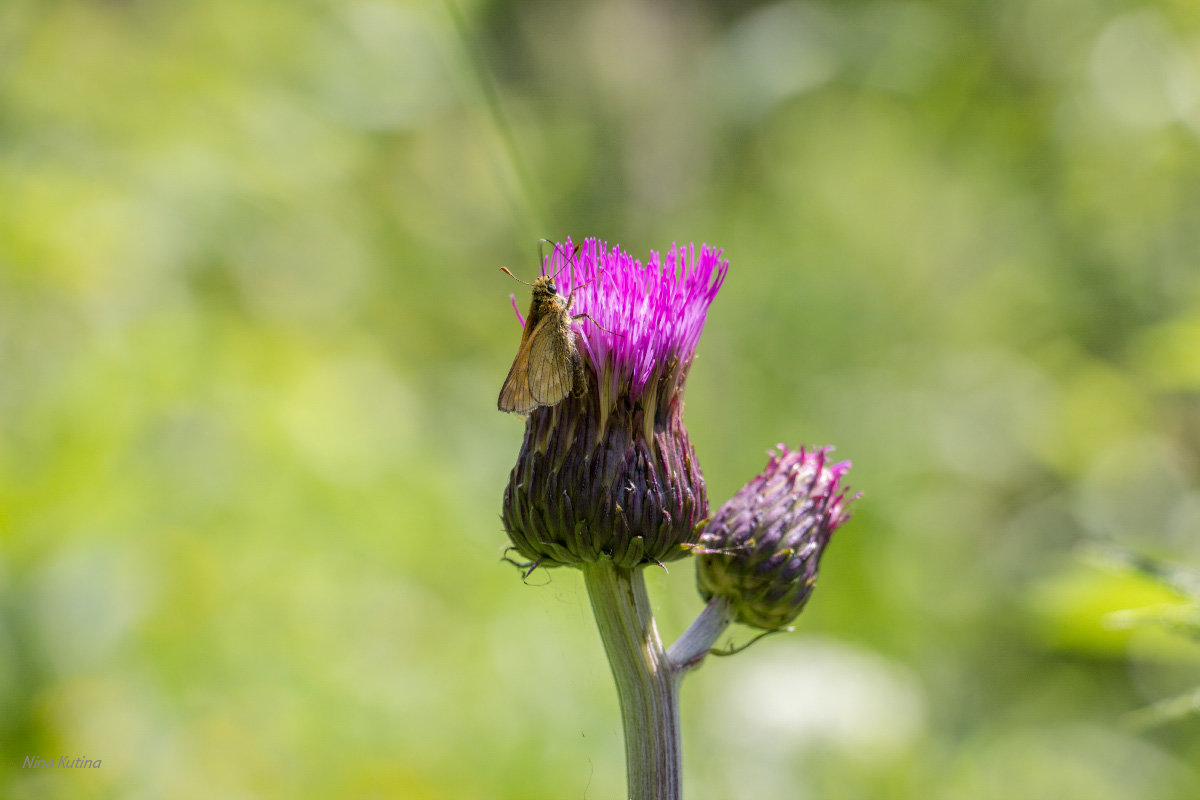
left=531, top=275, right=562, bottom=302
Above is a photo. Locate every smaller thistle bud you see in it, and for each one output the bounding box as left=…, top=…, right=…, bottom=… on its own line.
left=696, top=445, right=858, bottom=631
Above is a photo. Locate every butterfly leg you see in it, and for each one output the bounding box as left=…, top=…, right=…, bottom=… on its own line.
left=570, top=346, right=588, bottom=398
left=572, top=313, right=624, bottom=337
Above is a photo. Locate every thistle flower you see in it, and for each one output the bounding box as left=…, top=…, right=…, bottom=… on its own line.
left=501, top=238, right=728, bottom=569
left=695, top=445, right=857, bottom=630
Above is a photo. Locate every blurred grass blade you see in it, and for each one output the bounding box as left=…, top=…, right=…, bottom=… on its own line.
left=441, top=0, right=549, bottom=240
left=1105, top=604, right=1200, bottom=643
left=1081, top=543, right=1200, bottom=602
left=1125, top=687, right=1200, bottom=732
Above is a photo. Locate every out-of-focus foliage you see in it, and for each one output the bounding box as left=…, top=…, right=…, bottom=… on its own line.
left=2, top=0, right=1200, bottom=797
left=1076, top=547, right=1200, bottom=731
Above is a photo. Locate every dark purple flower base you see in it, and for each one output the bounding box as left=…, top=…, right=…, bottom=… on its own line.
left=502, top=383, right=709, bottom=570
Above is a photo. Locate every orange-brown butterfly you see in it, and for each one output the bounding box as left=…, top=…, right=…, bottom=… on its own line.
left=497, top=241, right=619, bottom=414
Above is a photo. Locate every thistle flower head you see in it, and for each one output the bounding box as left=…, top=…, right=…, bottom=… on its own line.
left=502, top=238, right=728, bottom=570
left=524, top=237, right=727, bottom=412
left=696, top=445, right=858, bottom=630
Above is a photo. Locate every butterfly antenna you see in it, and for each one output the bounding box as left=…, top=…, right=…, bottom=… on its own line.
left=537, top=238, right=560, bottom=277
left=541, top=239, right=582, bottom=283
left=498, top=266, right=535, bottom=286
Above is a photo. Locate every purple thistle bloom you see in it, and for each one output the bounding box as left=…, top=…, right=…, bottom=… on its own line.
left=501, top=238, right=728, bottom=570
left=696, top=445, right=858, bottom=630
left=528, top=238, right=728, bottom=409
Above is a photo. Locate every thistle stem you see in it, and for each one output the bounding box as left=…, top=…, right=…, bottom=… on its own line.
left=582, top=560, right=681, bottom=800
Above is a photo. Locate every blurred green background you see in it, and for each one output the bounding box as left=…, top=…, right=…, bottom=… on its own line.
left=4, top=0, right=1200, bottom=797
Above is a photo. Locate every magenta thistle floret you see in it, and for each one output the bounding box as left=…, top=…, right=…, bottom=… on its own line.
left=501, top=238, right=727, bottom=570
left=696, top=445, right=858, bottom=630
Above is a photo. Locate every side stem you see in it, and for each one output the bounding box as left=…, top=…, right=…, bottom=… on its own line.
left=581, top=560, right=681, bottom=800
left=666, top=596, right=732, bottom=673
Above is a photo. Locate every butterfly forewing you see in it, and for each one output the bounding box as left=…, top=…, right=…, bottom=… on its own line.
left=526, top=318, right=575, bottom=406
left=497, top=315, right=549, bottom=414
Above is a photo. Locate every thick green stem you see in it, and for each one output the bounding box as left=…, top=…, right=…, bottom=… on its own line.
left=582, top=560, right=681, bottom=800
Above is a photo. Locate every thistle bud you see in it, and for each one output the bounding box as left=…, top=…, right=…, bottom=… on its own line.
left=696, top=446, right=857, bottom=630
left=500, top=239, right=728, bottom=569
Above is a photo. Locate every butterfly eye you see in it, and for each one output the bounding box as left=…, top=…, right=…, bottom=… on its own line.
left=546, top=282, right=558, bottom=295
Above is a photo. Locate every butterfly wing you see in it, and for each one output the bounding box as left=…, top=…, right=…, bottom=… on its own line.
left=498, top=313, right=553, bottom=414
left=525, top=318, right=574, bottom=407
